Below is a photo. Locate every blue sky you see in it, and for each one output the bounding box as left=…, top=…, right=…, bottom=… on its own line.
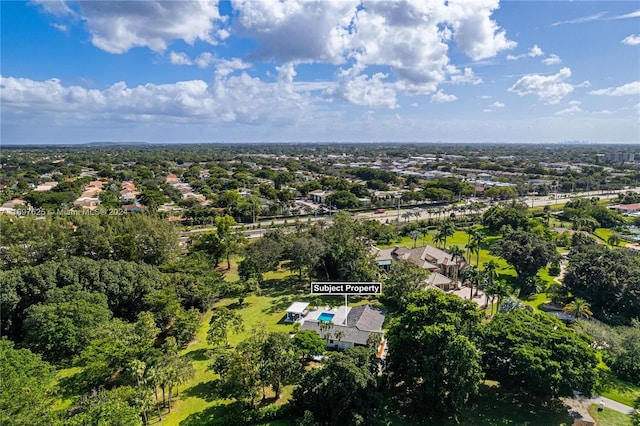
left=1, top=0, right=639, bottom=144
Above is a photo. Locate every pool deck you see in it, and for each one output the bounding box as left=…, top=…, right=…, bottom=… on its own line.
left=304, top=305, right=350, bottom=325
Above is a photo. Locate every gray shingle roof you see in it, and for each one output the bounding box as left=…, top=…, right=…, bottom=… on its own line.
left=299, top=304, right=385, bottom=346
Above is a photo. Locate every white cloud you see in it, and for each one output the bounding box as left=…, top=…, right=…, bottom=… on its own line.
left=231, top=0, right=513, bottom=102
left=622, top=34, right=640, bottom=46
left=589, top=81, right=640, bottom=96
left=529, top=45, right=544, bottom=57
left=542, top=54, right=562, bottom=65
left=555, top=105, right=582, bottom=115
left=195, top=52, right=215, bottom=68
left=51, top=23, right=68, bottom=32
left=449, top=67, right=483, bottom=85
left=214, top=58, right=251, bottom=77
left=551, top=12, right=606, bottom=26
left=33, top=0, right=224, bottom=54
left=169, top=51, right=192, bottom=66
left=478, top=95, right=492, bottom=99
left=491, top=101, right=505, bottom=108
left=431, top=90, right=457, bottom=103
left=614, top=10, right=640, bottom=20
left=509, top=67, right=575, bottom=104
left=446, top=0, right=517, bottom=61
left=551, top=10, right=640, bottom=26
left=507, top=44, right=545, bottom=60
left=0, top=73, right=310, bottom=126
left=324, top=68, right=397, bottom=108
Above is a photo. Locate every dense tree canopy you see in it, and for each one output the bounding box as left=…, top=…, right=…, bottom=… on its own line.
left=563, top=245, right=640, bottom=324
left=0, top=339, right=57, bottom=426
left=482, top=203, right=530, bottom=232
left=491, top=229, right=559, bottom=291
left=480, top=310, right=598, bottom=397
left=291, top=350, right=380, bottom=425
left=23, top=285, right=112, bottom=362
left=385, top=290, right=483, bottom=418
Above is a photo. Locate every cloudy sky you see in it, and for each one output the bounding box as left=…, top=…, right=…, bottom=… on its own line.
left=1, top=0, right=639, bottom=144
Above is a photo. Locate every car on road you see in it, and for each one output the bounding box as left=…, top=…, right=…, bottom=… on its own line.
left=374, top=208, right=385, bottom=214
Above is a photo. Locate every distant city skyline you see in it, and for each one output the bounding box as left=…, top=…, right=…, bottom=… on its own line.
left=1, top=1, right=639, bottom=144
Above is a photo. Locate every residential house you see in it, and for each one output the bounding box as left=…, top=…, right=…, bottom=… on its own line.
left=300, top=304, right=385, bottom=351
left=308, top=189, right=333, bottom=204
left=372, top=245, right=468, bottom=291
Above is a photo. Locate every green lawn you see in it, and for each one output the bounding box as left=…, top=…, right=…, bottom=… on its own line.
left=588, top=405, right=632, bottom=426
left=380, top=382, right=574, bottom=425
left=596, top=364, right=640, bottom=408
left=594, top=228, right=628, bottom=247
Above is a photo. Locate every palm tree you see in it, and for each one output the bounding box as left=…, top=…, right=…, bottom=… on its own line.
left=437, top=219, right=455, bottom=250
left=607, top=233, right=621, bottom=247
left=492, top=279, right=512, bottom=316
left=409, top=230, right=421, bottom=248
left=420, top=226, right=430, bottom=246
left=402, top=211, right=413, bottom=223
left=482, top=260, right=499, bottom=308
left=471, top=230, right=486, bottom=267
left=563, top=298, right=593, bottom=319
left=448, top=245, right=465, bottom=289
left=461, top=266, right=483, bottom=300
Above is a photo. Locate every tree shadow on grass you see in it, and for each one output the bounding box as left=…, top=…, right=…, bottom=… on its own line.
left=458, top=384, right=574, bottom=426
left=183, top=348, right=209, bottom=362
left=179, top=402, right=240, bottom=426
left=182, top=379, right=222, bottom=402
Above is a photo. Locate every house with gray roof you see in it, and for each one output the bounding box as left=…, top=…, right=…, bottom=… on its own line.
left=300, top=304, right=385, bottom=351
left=372, top=244, right=467, bottom=290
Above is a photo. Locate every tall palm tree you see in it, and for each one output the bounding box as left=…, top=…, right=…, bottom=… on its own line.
left=409, top=230, right=421, bottom=248
left=492, top=279, right=512, bottom=316
left=461, top=266, right=484, bottom=300
left=483, top=260, right=499, bottom=308
left=563, top=298, right=593, bottom=319
left=448, top=245, right=465, bottom=289
left=471, top=230, right=486, bottom=267
left=437, top=219, right=455, bottom=250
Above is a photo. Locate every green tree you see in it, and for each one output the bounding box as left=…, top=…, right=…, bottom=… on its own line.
left=436, top=219, right=455, bottom=250
left=190, top=231, right=225, bottom=267
left=563, top=298, right=593, bottom=320
left=607, top=233, right=621, bottom=247
left=216, top=215, right=242, bottom=270
left=291, top=351, right=380, bottom=424
left=382, top=259, right=430, bottom=311
left=563, top=245, right=640, bottom=324
left=385, top=290, right=483, bottom=418
left=64, top=385, right=143, bottom=426
left=207, top=307, right=244, bottom=347
left=491, top=229, right=560, bottom=292
left=291, top=330, right=325, bottom=360
left=259, top=332, right=301, bottom=400
left=284, top=236, right=326, bottom=282
left=482, top=203, right=530, bottom=232
left=480, top=309, right=598, bottom=396
left=0, top=339, right=56, bottom=426
left=23, top=285, right=112, bottom=362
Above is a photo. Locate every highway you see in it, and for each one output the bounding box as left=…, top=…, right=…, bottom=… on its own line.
left=179, top=186, right=640, bottom=240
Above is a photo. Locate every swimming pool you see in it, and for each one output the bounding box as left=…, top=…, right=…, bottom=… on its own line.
left=317, top=312, right=335, bottom=322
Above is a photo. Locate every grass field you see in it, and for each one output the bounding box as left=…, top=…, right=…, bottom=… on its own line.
left=588, top=405, right=632, bottom=426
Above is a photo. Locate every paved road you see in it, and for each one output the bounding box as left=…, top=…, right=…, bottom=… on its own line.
left=180, top=186, right=640, bottom=238
left=564, top=392, right=636, bottom=424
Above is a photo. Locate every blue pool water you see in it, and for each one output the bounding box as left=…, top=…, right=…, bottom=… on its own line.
left=317, top=313, right=335, bottom=322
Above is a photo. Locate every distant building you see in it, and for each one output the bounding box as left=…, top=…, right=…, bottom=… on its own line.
left=604, top=152, right=635, bottom=163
